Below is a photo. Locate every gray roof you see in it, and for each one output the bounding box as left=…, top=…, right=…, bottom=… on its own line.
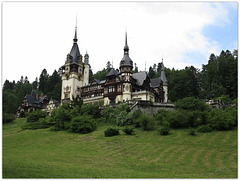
left=120, top=32, right=133, bottom=68
left=69, top=27, right=81, bottom=63
left=160, top=62, right=167, bottom=83
left=150, top=78, right=162, bottom=88
left=70, top=43, right=80, bottom=63
left=106, top=68, right=119, bottom=77
left=132, top=71, right=148, bottom=86
left=99, top=80, right=106, bottom=84
left=25, top=91, right=48, bottom=106
left=120, top=54, right=133, bottom=67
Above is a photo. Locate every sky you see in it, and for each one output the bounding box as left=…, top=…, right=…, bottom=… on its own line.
left=2, top=1, right=238, bottom=83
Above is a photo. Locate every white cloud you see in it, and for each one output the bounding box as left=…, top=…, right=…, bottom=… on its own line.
left=2, top=2, right=236, bottom=83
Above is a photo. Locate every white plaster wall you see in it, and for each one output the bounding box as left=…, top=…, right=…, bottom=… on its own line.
left=83, top=64, right=89, bottom=86
left=163, top=85, right=168, bottom=103
left=122, top=83, right=131, bottom=102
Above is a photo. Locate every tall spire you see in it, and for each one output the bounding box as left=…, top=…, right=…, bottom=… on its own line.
left=73, top=18, right=78, bottom=43
left=69, top=20, right=80, bottom=63
left=160, top=58, right=167, bottom=83
left=120, top=31, right=133, bottom=70
left=124, top=31, right=129, bottom=54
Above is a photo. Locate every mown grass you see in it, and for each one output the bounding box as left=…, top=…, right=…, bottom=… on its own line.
left=3, top=118, right=237, bottom=178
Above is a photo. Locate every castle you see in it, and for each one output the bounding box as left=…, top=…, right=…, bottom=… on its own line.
left=60, top=27, right=168, bottom=105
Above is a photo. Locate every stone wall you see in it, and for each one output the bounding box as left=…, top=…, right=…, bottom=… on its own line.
left=128, top=100, right=175, bottom=115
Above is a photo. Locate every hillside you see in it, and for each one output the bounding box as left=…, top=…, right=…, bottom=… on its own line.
left=3, top=118, right=237, bottom=178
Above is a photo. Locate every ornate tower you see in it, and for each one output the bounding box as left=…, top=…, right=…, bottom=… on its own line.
left=119, top=32, right=133, bottom=102
left=83, top=51, right=90, bottom=86
left=61, top=26, right=86, bottom=104
left=160, top=59, right=168, bottom=102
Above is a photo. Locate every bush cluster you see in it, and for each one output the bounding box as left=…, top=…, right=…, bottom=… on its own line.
left=196, top=125, right=212, bottom=133
left=104, top=128, right=120, bottom=137
left=27, top=110, right=47, bottom=122
left=70, top=115, right=96, bottom=134
left=22, top=117, right=54, bottom=130
left=188, top=127, right=196, bottom=136
left=158, top=120, right=170, bottom=135
left=122, top=127, right=135, bottom=135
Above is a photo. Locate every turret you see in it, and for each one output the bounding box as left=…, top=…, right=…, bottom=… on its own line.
left=83, top=51, right=90, bottom=86
left=160, top=58, right=168, bottom=102
left=119, top=32, right=133, bottom=102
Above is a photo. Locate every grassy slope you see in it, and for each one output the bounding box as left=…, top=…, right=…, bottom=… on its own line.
left=3, top=118, right=237, bottom=178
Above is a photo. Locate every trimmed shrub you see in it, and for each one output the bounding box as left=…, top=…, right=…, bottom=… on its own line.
left=104, top=128, right=120, bottom=137
left=3, top=113, right=15, bottom=124
left=70, top=115, right=97, bottom=134
left=27, top=110, right=47, bottom=122
left=122, top=127, right=135, bottom=135
left=139, top=114, right=156, bottom=131
left=188, top=127, right=196, bottom=136
left=158, top=119, right=170, bottom=135
left=196, top=124, right=212, bottom=133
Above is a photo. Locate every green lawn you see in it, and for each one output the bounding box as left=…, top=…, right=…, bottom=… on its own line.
left=3, top=118, right=238, bottom=178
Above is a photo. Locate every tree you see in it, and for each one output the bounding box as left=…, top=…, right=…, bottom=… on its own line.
left=106, top=61, right=112, bottom=71
left=148, top=66, right=155, bottom=79
left=24, top=76, right=29, bottom=84
left=93, top=68, right=108, bottom=80
left=39, top=69, right=49, bottom=93
left=3, top=80, right=15, bottom=90
left=134, top=63, right=138, bottom=73
left=32, top=77, right=38, bottom=90
left=45, top=70, right=62, bottom=101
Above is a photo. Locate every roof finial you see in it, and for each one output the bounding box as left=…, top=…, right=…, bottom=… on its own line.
left=73, top=15, right=78, bottom=42
left=124, top=31, right=129, bottom=54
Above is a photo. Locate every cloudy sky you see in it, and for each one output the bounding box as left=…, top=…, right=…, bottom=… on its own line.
left=2, top=1, right=238, bottom=83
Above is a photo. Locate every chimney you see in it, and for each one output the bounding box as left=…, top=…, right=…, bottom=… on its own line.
left=36, top=94, right=39, bottom=101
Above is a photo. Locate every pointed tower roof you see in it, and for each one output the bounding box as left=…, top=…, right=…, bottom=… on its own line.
left=69, top=26, right=81, bottom=63
left=120, top=32, right=133, bottom=68
left=124, top=31, right=129, bottom=53
left=160, top=58, right=168, bottom=85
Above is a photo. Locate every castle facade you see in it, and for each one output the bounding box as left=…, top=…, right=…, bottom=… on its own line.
left=60, top=27, right=168, bottom=105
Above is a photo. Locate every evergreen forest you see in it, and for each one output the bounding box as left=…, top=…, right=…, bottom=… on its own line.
left=2, top=49, right=238, bottom=115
